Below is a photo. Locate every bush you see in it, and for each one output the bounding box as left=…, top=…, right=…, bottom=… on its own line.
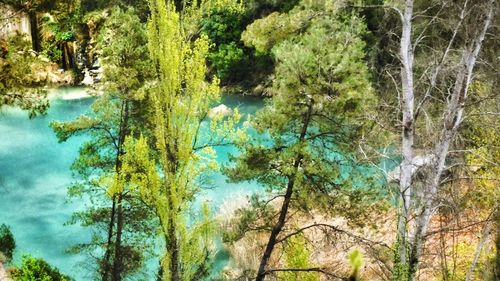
left=10, top=255, right=72, bottom=281
left=0, top=224, right=15, bottom=262
left=201, top=0, right=249, bottom=82
left=209, top=43, right=247, bottom=82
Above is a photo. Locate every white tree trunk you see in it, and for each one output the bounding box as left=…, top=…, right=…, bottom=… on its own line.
left=407, top=1, right=496, bottom=279
left=397, top=0, right=415, bottom=265
left=465, top=222, right=491, bottom=281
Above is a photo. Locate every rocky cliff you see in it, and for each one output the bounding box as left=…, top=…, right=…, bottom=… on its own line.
left=0, top=4, right=31, bottom=41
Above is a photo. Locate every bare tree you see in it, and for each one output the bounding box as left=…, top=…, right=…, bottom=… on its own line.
left=390, top=0, right=498, bottom=279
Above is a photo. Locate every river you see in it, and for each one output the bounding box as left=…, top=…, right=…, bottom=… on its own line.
left=0, top=87, right=264, bottom=279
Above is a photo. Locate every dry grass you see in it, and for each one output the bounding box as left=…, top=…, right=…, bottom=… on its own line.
left=217, top=194, right=397, bottom=280
left=216, top=191, right=494, bottom=281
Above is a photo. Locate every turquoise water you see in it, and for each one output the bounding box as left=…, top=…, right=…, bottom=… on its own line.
left=0, top=87, right=264, bottom=279
left=0, top=91, right=93, bottom=278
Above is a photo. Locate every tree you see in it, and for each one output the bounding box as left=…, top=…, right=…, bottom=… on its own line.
left=119, top=0, right=242, bottom=280
left=201, top=0, right=248, bottom=82
left=0, top=35, right=49, bottom=117
left=278, top=235, right=319, bottom=281
left=359, top=0, right=499, bottom=279
left=400, top=1, right=496, bottom=279
left=51, top=7, right=154, bottom=281
left=225, top=2, right=382, bottom=279
left=10, top=255, right=72, bottom=281
left=459, top=84, right=499, bottom=281
left=0, top=224, right=15, bottom=262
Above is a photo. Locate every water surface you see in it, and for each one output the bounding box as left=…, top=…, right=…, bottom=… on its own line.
left=0, top=87, right=264, bottom=279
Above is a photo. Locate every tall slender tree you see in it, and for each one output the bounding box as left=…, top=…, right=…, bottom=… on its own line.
left=51, top=7, right=154, bottom=281
left=372, top=0, right=499, bottom=279
left=119, top=0, right=241, bottom=280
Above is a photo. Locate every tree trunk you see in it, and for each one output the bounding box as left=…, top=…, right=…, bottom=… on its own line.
left=167, top=213, right=180, bottom=281
left=101, top=101, right=130, bottom=281
left=255, top=165, right=299, bottom=281
left=255, top=98, right=314, bottom=281
left=495, top=207, right=500, bottom=280
left=102, top=197, right=116, bottom=281
left=111, top=101, right=130, bottom=281
left=163, top=132, right=181, bottom=281
left=28, top=11, right=40, bottom=52
left=465, top=222, right=491, bottom=281
left=112, top=194, right=124, bottom=281
left=397, top=0, right=414, bottom=268
left=161, top=177, right=181, bottom=281
left=406, top=1, right=496, bottom=280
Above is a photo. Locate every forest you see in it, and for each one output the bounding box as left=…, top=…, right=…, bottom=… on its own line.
left=0, top=0, right=498, bottom=280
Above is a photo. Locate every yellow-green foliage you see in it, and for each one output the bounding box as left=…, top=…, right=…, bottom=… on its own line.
left=242, top=11, right=308, bottom=53
left=463, top=80, right=498, bottom=213
left=206, top=0, right=244, bottom=14
left=148, top=1, right=217, bottom=279
left=465, top=131, right=499, bottom=211
left=118, top=0, right=242, bottom=280
left=279, top=235, right=319, bottom=281
left=11, top=255, right=71, bottom=281
left=438, top=241, right=495, bottom=281
left=349, top=249, right=364, bottom=280
left=0, top=35, right=49, bottom=117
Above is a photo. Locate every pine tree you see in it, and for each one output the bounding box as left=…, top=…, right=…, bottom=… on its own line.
left=51, top=8, right=154, bottom=281
left=225, top=4, right=380, bottom=279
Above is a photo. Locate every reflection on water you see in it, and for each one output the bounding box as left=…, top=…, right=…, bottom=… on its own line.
left=0, top=87, right=264, bottom=279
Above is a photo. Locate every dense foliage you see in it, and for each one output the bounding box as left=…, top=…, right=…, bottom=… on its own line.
left=50, top=7, right=156, bottom=281
left=10, top=255, right=72, bottom=281
left=0, top=0, right=498, bottom=280
left=0, top=224, right=15, bottom=262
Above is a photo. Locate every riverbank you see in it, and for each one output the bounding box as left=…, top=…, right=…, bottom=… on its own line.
left=0, top=88, right=264, bottom=280
left=48, top=87, right=94, bottom=100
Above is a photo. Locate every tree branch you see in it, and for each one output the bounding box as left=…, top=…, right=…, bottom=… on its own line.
left=265, top=267, right=349, bottom=281
left=276, top=223, right=390, bottom=249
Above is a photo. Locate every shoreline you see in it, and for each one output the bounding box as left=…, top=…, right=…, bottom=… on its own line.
left=0, top=262, right=11, bottom=281
left=47, top=86, right=95, bottom=101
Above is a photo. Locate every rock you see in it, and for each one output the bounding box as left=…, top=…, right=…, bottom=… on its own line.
left=252, top=84, right=265, bottom=96
left=208, top=104, right=233, bottom=118
left=0, top=3, right=31, bottom=41
left=39, top=55, right=50, bottom=63
left=47, top=72, right=60, bottom=83
left=0, top=261, right=11, bottom=281
left=64, top=72, right=75, bottom=84
left=242, top=120, right=251, bottom=128
left=33, top=71, right=47, bottom=83
left=91, top=58, right=101, bottom=69
left=62, top=89, right=92, bottom=100
left=89, top=67, right=103, bottom=83
left=387, top=154, right=435, bottom=182
left=81, top=69, right=94, bottom=86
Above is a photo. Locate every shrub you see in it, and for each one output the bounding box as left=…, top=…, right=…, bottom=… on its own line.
left=0, top=224, right=15, bottom=262
left=209, top=42, right=247, bottom=82
left=10, top=255, right=72, bottom=281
